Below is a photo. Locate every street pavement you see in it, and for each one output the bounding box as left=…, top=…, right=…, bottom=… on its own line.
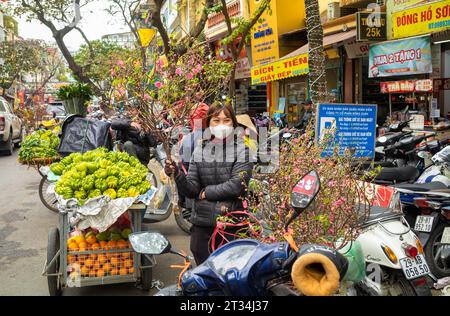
left=0, top=150, right=190, bottom=296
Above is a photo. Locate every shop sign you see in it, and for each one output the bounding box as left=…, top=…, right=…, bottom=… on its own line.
left=316, top=103, right=377, bottom=158
left=251, top=53, right=309, bottom=85
left=380, top=80, right=415, bottom=93
left=415, top=79, right=433, bottom=91
left=235, top=57, right=251, bottom=80
left=369, top=35, right=432, bottom=78
left=380, top=79, right=433, bottom=93
left=249, top=0, right=280, bottom=67
left=433, top=78, right=450, bottom=90
left=357, top=12, right=387, bottom=42
left=344, top=39, right=370, bottom=59
left=392, top=0, right=450, bottom=39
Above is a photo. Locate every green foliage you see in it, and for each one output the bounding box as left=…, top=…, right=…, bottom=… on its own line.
left=0, top=40, right=46, bottom=90
left=18, top=129, right=60, bottom=163
left=56, top=82, right=93, bottom=102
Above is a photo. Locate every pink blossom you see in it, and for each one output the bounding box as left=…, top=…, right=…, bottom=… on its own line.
left=193, top=64, right=203, bottom=74
left=117, top=60, right=125, bottom=68
left=155, top=81, right=162, bottom=89
left=144, top=93, right=151, bottom=100
left=186, top=73, right=194, bottom=80
left=175, top=68, right=183, bottom=75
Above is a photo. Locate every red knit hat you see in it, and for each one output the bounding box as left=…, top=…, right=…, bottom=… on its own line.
left=190, top=103, right=209, bottom=130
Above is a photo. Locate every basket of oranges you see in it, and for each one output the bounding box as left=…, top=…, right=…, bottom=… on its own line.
left=65, top=226, right=138, bottom=285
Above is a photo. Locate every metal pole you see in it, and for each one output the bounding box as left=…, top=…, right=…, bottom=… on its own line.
left=389, top=93, right=392, bottom=117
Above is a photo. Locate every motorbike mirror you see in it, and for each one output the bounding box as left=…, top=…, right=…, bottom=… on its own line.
left=418, top=151, right=432, bottom=159
left=291, top=170, right=321, bottom=210
left=285, top=171, right=320, bottom=231
left=128, top=232, right=171, bottom=255
left=378, top=136, right=388, bottom=144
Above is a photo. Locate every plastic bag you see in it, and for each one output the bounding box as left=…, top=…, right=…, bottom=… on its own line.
left=338, top=240, right=366, bottom=283
left=152, top=185, right=169, bottom=209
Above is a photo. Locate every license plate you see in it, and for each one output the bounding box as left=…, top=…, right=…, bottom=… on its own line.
left=400, top=255, right=430, bottom=280
left=441, top=227, right=450, bottom=245
left=414, top=216, right=434, bottom=233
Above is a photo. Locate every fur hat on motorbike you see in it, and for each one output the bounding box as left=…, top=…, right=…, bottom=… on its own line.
left=291, top=244, right=348, bottom=296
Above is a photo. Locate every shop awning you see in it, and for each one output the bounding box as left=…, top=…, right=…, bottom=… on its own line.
left=283, top=29, right=357, bottom=59
left=251, top=29, right=356, bottom=85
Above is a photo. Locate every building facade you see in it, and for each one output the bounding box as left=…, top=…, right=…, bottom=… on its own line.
left=102, top=32, right=135, bottom=48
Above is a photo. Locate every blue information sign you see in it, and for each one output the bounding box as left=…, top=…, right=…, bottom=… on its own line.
left=316, top=103, right=377, bottom=158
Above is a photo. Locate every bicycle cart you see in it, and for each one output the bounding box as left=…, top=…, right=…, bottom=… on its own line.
left=43, top=203, right=154, bottom=296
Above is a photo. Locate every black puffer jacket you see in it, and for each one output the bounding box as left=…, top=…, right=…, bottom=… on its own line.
left=175, top=138, right=254, bottom=227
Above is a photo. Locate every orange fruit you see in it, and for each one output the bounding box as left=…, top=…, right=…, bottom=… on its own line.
left=110, top=257, right=120, bottom=267
left=103, top=263, right=112, bottom=273
left=129, top=267, right=135, bottom=274
left=99, top=241, right=107, bottom=249
left=97, top=269, right=105, bottom=278
left=68, top=242, right=79, bottom=252
left=80, top=266, right=89, bottom=277
left=124, top=259, right=133, bottom=269
left=93, top=261, right=102, bottom=270
left=111, top=268, right=119, bottom=276
left=89, top=253, right=97, bottom=260
left=107, top=240, right=117, bottom=250
left=78, top=254, right=87, bottom=263
left=78, top=242, right=88, bottom=249
left=119, top=268, right=128, bottom=275
left=117, top=240, right=127, bottom=249
left=85, top=259, right=94, bottom=268
left=121, top=252, right=131, bottom=260
left=67, top=255, right=77, bottom=264
left=98, top=254, right=108, bottom=265
left=91, top=243, right=100, bottom=251
left=89, top=270, right=97, bottom=278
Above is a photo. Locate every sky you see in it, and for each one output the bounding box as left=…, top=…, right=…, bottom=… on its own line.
left=16, top=1, right=129, bottom=51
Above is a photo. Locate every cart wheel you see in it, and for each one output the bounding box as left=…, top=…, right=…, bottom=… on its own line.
left=39, top=176, right=59, bottom=213
left=47, top=227, right=62, bottom=296
left=141, top=255, right=153, bottom=291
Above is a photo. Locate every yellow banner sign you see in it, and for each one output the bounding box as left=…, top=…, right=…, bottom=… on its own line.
left=251, top=53, right=309, bottom=85
left=392, top=0, right=450, bottom=39
left=249, top=0, right=280, bottom=67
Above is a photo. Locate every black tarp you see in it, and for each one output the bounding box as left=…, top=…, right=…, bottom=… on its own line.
left=58, top=115, right=112, bottom=156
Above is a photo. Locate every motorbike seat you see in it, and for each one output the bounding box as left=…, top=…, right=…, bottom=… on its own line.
left=375, top=166, right=419, bottom=183
left=394, top=182, right=449, bottom=192
left=354, top=160, right=396, bottom=170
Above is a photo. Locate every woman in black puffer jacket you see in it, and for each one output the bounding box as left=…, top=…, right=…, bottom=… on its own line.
left=165, top=102, right=254, bottom=265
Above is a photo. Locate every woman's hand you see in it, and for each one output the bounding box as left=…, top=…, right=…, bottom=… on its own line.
left=164, top=160, right=177, bottom=176
left=199, top=190, right=206, bottom=200
left=131, top=122, right=142, bottom=130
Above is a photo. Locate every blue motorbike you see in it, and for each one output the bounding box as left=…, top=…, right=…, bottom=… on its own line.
left=129, top=170, right=349, bottom=296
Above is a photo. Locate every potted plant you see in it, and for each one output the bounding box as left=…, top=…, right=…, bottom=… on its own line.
left=57, top=83, right=93, bottom=116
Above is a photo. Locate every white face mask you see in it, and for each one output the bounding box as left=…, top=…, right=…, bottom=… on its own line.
left=210, top=125, right=234, bottom=140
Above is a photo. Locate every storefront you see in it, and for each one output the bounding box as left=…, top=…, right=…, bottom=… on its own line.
left=367, top=35, right=434, bottom=122
left=386, top=0, right=450, bottom=119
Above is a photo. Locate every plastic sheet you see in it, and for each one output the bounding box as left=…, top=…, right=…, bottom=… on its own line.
left=58, top=115, right=112, bottom=156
